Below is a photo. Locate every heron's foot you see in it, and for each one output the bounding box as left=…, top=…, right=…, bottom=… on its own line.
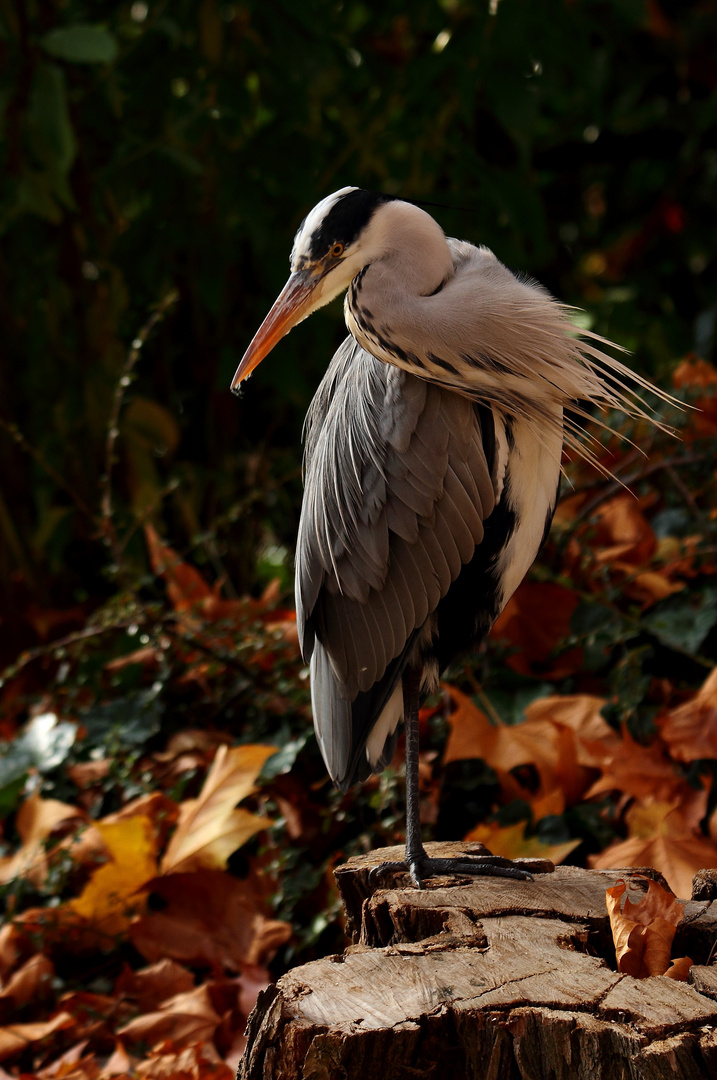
left=369, top=848, right=534, bottom=890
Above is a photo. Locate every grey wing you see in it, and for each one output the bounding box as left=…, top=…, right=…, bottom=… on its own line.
left=296, top=336, right=495, bottom=790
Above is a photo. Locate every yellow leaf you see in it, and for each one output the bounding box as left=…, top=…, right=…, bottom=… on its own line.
left=465, top=819, right=580, bottom=866
left=161, top=744, right=276, bottom=874
left=70, top=816, right=157, bottom=936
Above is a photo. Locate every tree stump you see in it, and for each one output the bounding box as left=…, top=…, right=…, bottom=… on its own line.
left=239, top=842, right=717, bottom=1079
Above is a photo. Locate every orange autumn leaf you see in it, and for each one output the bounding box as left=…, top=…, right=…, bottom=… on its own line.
left=118, top=982, right=222, bottom=1051
left=584, top=726, right=690, bottom=804
left=605, top=877, right=691, bottom=979
left=592, top=799, right=717, bottom=899
left=161, top=744, right=276, bottom=875
left=0, top=1012, right=76, bottom=1063
left=672, top=356, right=717, bottom=438
left=115, top=959, right=196, bottom=1013
left=590, top=493, right=657, bottom=567
left=659, top=667, right=717, bottom=762
left=443, top=686, right=598, bottom=807
left=69, top=816, right=158, bottom=936
left=0, top=792, right=85, bottom=887
left=492, top=580, right=583, bottom=679
left=465, top=819, right=579, bottom=865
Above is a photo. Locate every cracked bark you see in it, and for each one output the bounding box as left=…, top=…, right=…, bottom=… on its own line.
left=238, top=842, right=717, bottom=1079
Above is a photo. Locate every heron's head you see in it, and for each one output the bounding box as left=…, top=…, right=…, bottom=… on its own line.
left=231, top=187, right=441, bottom=389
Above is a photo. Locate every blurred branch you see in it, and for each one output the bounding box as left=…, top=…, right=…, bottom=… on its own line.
left=99, top=288, right=179, bottom=572
left=0, top=417, right=96, bottom=522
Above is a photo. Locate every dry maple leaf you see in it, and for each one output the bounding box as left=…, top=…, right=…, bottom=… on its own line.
left=465, top=819, right=579, bottom=865
left=491, top=580, right=583, bottom=679
left=0, top=1012, right=76, bottom=1064
left=605, top=876, right=691, bottom=979
left=0, top=792, right=85, bottom=887
left=659, top=667, right=717, bottom=762
left=118, top=983, right=222, bottom=1051
left=584, top=726, right=691, bottom=805
left=160, top=744, right=275, bottom=875
left=443, top=686, right=597, bottom=807
left=131, top=870, right=290, bottom=970
left=592, top=798, right=717, bottom=899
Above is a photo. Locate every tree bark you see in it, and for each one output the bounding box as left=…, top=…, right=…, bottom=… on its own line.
left=239, top=842, right=717, bottom=1079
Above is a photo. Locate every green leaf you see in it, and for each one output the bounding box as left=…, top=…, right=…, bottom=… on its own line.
left=27, top=63, right=75, bottom=176
left=0, top=713, right=77, bottom=816
left=40, top=24, right=118, bottom=65
left=80, top=689, right=163, bottom=749
left=642, top=588, right=717, bottom=656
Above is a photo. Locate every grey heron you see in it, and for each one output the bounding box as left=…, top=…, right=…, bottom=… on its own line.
left=231, top=187, right=672, bottom=887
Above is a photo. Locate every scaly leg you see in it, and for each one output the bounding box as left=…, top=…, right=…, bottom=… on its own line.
left=371, top=666, right=533, bottom=889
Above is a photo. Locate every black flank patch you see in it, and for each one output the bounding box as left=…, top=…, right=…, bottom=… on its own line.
left=308, top=190, right=396, bottom=260
left=427, top=352, right=459, bottom=376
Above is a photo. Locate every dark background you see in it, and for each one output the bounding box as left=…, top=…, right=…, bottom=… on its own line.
left=2, top=0, right=715, bottom=642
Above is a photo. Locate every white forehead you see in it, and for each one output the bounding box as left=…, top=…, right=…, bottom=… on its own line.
left=290, top=186, right=358, bottom=264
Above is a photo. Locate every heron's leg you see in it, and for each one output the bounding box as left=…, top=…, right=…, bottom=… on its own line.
left=370, top=666, right=533, bottom=890
left=403, top=665, right=428, bottom=875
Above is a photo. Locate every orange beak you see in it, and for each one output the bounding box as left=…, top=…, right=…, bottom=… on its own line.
left=231, top=270, right=319, bottom=391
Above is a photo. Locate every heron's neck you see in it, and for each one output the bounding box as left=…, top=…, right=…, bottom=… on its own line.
left=353, top=201, right=455, bottom=298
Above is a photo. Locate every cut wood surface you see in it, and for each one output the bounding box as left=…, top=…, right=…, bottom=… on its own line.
left=239, top=842, right=717, bottom=1079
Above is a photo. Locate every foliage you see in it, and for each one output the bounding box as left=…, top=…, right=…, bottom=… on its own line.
left=2, top=0, right=717, bottom=1075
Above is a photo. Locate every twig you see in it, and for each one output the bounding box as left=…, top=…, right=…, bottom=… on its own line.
left=0, top=617, right=148, bottom=683
left=570, top=452, right=708, bottom=526
left=0, top=418, right=96, bottom=522
left=99, top=289, right=179, bottom=568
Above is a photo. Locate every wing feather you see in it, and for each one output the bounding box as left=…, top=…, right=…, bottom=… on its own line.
left=297, top=336, right=495, bottom=784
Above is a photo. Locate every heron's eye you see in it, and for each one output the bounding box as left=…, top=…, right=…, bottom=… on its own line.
left=330, top=242, right=344, bottom=257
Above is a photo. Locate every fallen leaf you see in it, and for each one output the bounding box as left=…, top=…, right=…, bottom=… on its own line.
left=584, top=726, right=690, bottom=804
left=131, top=870, right=291, bottom=970
left=161, top=744, right=275, bottom=874
left=134, top=1041, right=233, bottom=1078
left=591, top=494, right=657, bottom=567
left=659, top=668, right=717, bottom=762
left=0, top=792, right=85, bottom=887
left=465, top=819, right=579, bottom=865
left=69, top=816, right=158, bottom=937
left=115, top=959, right=195, bottom=1013
left=443, top=686, right=593, bottom=806
left=605, top=876, right=690, bottom=978
left=0, top=1012, right=75, bottom=1063
left=0, top=954, right=54, bottom=1013
left=592, top=799, right=717, bottom=899
left=673, top=356, right=717, bottom=438
left=118, top=983, right=221, bottom=1050
left=492, top=581, right=583, bottom=678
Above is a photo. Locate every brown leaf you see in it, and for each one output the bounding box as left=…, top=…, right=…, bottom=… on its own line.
left=118, top=983, right=221, bottom=1050
left=130, top=870, right=291, bottom=970
left=443, top=686, right=595, bottom=806
left=0, top=1011, right=75, bottom=1063
left=673, top=356, right=717, bottom=438
left=659, top=668, right=717, bottom=762
left=0, top=954, right=54, bottom=1014
left=0, top=792, right=85, bottom=887
left=161, top=745, right=275, bottom=875
left=584, top=726, right=691, bottom=804
left=605, top=877, right=690, bottom=978
left=592, top=799, right=717, bottom=899
left=115, top=959, right=195, bottom=1013
left=491, top=581, right=583, bottom=678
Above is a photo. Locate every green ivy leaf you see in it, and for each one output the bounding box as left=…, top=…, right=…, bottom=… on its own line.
left=40, top=24, right=118, bottom=65
left=642, top=588, right=717, bottom=656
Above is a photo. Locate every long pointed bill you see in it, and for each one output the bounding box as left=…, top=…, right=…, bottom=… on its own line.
left=231, top=270, right=319, bottom=390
